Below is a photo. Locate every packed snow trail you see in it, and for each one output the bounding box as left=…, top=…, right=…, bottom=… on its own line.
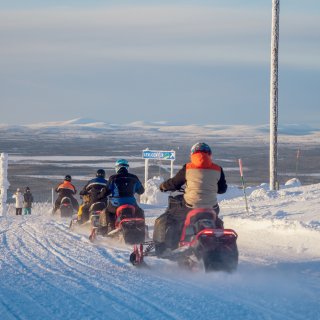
left=0, top=197, right=319, bottom=320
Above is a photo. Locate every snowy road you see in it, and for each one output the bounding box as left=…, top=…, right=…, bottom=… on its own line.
left=1, top=183, right=320, bottom=320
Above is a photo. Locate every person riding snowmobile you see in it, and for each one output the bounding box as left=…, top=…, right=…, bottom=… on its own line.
left=78, top=169, right=109, bottom=223
left=153, top=142, right=227, bottom=255
left=99, top=159, right=145, bottom=232
left=53, top=175, right=79, bottom=213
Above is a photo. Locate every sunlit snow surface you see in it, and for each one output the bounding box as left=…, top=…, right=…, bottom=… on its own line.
left=0, top=181, right=320, bottom=319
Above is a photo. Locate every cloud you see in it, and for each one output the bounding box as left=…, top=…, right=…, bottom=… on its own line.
left=0, top=5, right=318, bottom=69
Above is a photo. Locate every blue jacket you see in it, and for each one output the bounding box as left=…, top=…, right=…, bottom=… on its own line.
left=102, top=167, right=144, bottom=206
left=80, top=177, right=108, bottom=196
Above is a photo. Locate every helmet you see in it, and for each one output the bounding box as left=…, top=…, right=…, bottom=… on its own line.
left=190, top=142, right=212, bottom=155
left=96, top=169, right=105, bottom=178
left=64, top=175, right=72, bottom=182
left=115, top=159, right=129, bottom=173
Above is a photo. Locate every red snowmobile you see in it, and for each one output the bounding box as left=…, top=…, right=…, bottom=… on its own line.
left=107, top=204, right=146, bottom=245
left=130, top=207, right=238, bottom=272
left=70, top=202, right=146, bottom=244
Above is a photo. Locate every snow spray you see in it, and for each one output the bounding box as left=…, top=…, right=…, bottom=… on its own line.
left=238, top=159, right=249, bottom=213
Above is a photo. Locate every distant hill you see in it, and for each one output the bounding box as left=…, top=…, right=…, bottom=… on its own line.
left=1, top=118, right=319, bottom=146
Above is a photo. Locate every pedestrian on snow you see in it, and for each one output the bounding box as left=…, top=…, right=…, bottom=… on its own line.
left=13, top=188, right=24, bottom=215
left=23, top=187, right=34, bottom=215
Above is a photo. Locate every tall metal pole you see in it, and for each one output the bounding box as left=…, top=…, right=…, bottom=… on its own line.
left=269, top=0, right=280, bottom=190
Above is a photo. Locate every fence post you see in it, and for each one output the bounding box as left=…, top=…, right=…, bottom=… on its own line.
left=0, top=153, right=10, bottom=216
left=52, top=188, right=55, bottom=208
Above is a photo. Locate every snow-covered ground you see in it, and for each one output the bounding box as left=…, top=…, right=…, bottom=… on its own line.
left=0, top=179, right=319, bottom=319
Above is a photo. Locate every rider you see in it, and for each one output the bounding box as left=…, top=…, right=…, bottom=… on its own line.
left=153, top=142, right=227, bottom=255
left=78, top=169, right=109, bottom=223
left=100, top=159, right=145, bottom=231
left=53, top=175, right=79, bottom=213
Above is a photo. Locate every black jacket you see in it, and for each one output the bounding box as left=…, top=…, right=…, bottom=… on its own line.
left=23, top=191, right=34, bottom=208
left=80, top=176, right=109, bottom=203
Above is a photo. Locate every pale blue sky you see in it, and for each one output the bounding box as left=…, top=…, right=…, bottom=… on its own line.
left=0, top=0, right=319, bottom=125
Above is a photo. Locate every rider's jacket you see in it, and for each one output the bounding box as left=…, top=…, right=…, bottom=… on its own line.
left=55, top=181, right=77, bottom=198
left=160, top=152, right=227, bottom=208
left=102, top=167, right=144, bottom=206
left=80, top=176, right=109, bottom=203
left=80, top=177, right=108, bottom=195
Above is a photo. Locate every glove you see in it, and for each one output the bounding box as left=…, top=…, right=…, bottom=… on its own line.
left=159, top=183, right=166, bottom=192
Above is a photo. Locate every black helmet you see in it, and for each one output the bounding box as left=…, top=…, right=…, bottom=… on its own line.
left=64, top=175, right=72, bottom=182
left=96, top=169, right=105, bottom=178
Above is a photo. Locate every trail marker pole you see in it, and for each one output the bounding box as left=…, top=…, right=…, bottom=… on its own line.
left=0, top=153, right=10, bottom=217
left=52, top=188, right=55, bottom=208
left=238, top=159, right=249, bottom=213
left=295, top=149, right=300, bottom=178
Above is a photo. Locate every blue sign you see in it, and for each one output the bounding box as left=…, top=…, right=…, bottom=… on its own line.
left=142, top=150, right=175, bottom=160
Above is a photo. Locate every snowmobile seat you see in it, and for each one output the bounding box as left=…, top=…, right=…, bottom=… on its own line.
left=180, top=208, right=217, bottom=243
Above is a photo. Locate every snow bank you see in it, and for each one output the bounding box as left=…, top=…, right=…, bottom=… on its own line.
left=140, top=176, right=168, bottom=205
left=285, top=178, right=302, bottom=187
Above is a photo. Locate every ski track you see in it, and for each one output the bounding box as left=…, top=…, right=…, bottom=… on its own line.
left=1, top=208, right=320, bottom=320
left=0, top=215, right=180, bottom=320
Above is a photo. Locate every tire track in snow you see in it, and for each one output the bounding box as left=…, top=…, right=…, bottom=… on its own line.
left=42, top=219, right=190, bottom=320
left=1, top=215, right=178, bottom=320
left=16, top=221, right=148, bottom=319
left=1, top=218, right=139, bottom=319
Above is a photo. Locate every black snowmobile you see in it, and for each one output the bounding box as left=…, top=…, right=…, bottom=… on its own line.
left=69, top=201, right=106, bottom=239
left=130, top=207, right=238, bottom=272
left=59, top=197, right=74, bottom=218
left=88, top=201, right=107, bottom=241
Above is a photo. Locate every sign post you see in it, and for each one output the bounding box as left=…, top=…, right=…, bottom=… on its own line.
left=142, top=149, right=176, bottom=186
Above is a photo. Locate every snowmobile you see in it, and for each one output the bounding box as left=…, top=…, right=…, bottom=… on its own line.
left=70, top=201, right=146, bottom=245
left=88, top=201, right=107, bottom=242
left=130, top=207, right=238, bottom=272
left=69, top=200, right=105, bottom=237
left=106, top=204, right=146, bottom=245
left=59, top=197, right=74, bottom=218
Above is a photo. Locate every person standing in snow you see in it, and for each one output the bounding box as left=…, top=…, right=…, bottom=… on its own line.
left=13, top=188, right=24, bottom=215
left=153, top=142, right=227, bottom=255
left=23, top=187, right=34, bottom=215
left=53, top=175, right=79, bottom=214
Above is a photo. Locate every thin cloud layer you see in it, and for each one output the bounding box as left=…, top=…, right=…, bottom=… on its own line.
left=0, top=6, right=318, bottom=68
